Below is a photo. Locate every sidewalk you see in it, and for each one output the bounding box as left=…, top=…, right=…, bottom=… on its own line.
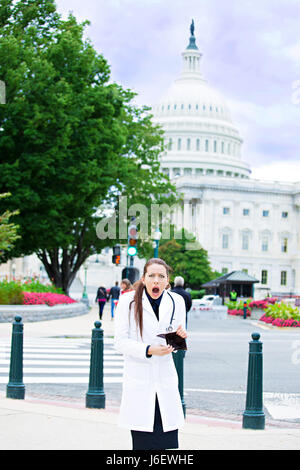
left=1, top=305, right=300, bottom=450
left=0, top=303, right=115, bottom=339
left=1, top=393, right=300, bottom=450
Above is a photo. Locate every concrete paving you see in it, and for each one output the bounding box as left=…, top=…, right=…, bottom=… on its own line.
left=1, top=304, right=300, bottom=450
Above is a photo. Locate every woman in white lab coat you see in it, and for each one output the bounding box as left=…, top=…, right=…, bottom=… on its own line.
left=114, top=258, right=188, bottom=450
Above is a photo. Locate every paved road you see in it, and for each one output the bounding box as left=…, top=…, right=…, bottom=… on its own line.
left=1, top=311, right=300, bottom=424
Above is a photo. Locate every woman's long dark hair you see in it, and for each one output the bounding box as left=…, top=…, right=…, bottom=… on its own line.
left=130, top=258, right=172, bottom=338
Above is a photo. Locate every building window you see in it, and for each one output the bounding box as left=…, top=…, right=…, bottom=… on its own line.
left=281, top=271, right=287, bottom=286
left=261, top=237, right=268, bottom=252
left=282, top=211, right=288, bottom=218
left=227, top=143, right=231, bottom=154
left=281, top=237, right=288, bottom=253
left=262, top=210, right=269, bottom=217
left=242, top=234, right=249, bottom=250
left=205, top=139, right=209, bottom=152
left=221, top=267, right=228, bottom=274
left=196, top=139, right=200, bottom=151
left=221, top=142, right=224, bottom=153
left=196, top=104, right=199, bottom=110
left=187, top=138, right=191, bottom=150
left=177, top=138, right=181, bottom=151
left=213, top=140, right=217, bottom=152
left=223, top=207, right=230, bottom=215
left=168, top=138, right=173, bottom=151
left=243, top=208, right=250, bottom=216
left=222, top=234, right=229, bottom=249
left=196, top=168, right=203, bottom=175
left=261, top=270, right=268, bottom=285
left=181, top=104, right=184, bottom=110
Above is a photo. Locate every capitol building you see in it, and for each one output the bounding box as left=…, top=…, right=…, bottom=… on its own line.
left=1, top=24, right=300, bottom=299
left=152, top=24, right=300, bottom=297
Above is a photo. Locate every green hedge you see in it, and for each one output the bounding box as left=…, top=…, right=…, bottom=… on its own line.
left=190, top=289, right=206, bottom=299
left=0, top=279, right=63, bottom=305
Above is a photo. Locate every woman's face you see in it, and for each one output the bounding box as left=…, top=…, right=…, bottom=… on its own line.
left=121, top=282, right=126, bottom=291
left=142, top=263, right=169, bottom=299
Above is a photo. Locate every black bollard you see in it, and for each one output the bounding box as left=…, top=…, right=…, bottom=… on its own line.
left=242, top=332, right=265, bottom=429
left=86, top=321, right=106, bottom=409
left=6, top=315, right=25, bottom=400
left=172, top=350, right=186, bottom=418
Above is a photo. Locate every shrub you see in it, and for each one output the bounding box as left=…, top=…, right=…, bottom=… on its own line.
left=0, top=280, right=24, bottom=305
left=259, top=301, right=300, bottom=327
left=190, top=289, right=206, bottom=299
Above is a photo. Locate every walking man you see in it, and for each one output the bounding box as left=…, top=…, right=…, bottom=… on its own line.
left=108, top=281, right=120, bottom=320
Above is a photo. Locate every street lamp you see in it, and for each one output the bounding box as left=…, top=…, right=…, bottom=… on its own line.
left=153, top=227, right=162, bottom=258
left=81, top=261, right=89, bottom=306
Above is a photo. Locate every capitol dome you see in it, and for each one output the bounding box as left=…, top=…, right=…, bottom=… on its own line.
left=152, top=23, right=251, bottom=180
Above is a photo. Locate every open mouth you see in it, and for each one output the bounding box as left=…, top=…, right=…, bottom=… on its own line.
left=152, top=287, right=160, bottom=295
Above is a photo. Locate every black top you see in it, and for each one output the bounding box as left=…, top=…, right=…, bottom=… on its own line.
left=171, top=286, right=192, bottom=313
left=109, top=285, right=120, bottom=299
left=145, top=289, right=163, bottom=320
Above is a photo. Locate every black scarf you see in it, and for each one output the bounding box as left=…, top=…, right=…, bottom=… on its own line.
left=145, top=289, right=163, bottom=320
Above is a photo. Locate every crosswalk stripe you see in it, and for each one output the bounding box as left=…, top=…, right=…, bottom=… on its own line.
left=0, top=337, right=124, bottom=385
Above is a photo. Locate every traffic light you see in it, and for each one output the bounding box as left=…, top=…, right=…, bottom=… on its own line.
left=127, top=223, right=138, bottom=256
left=112, top=245, right=121, bottom=265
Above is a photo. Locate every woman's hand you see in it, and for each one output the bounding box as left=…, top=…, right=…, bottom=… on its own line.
left=148, top=344, right=174, bottom=356
left=176, top=325, right=188, bottom=339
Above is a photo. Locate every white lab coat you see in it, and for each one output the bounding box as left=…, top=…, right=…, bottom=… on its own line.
left=114, top=288, right=186, bottom=432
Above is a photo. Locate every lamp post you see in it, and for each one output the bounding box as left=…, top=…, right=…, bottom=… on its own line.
left=153, top=227, right=162, bottom=258
left=81, top=261, right=89, bottom=306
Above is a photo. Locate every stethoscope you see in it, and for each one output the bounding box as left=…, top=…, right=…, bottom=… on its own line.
left=166, top=292, right=175, bottom=332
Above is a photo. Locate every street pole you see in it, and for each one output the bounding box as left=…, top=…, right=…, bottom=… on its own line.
left=172, top=350, right=186, bottom=418
left=243, top=332, right=265, bottom=429
left=86, top=321, right=106, bottom=409
left=153, top=227, right=161, bottom=258
left=81, top=263, right=89, bottom=306
left=6, top=316, right=25, bottom=399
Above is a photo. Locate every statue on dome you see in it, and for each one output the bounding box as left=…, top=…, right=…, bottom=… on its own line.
left=190, top=19, right=195, bottom=36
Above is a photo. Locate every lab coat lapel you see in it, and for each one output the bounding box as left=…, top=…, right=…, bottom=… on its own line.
left=158, top=290, right=173, bottom=327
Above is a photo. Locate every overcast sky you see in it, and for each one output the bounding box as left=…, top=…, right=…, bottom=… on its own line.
left=55, top=0, right=300, bottom=182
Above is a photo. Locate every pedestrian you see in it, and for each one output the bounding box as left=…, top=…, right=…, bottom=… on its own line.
left=171, top=276, right=192, bottom=328
left=95, top=286, right=107, bottom=320
left=108, top=281, right=120, bottom=320
left=120, top=278, right=133, bottom=295
left=230, top=289, right=238, bottom=302
left=114, top=258, right=187, bottom=451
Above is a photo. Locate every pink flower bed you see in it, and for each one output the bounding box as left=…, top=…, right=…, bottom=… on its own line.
left=23, top=292, right=77, bottom=306
left=228, top=308, right=251, bottom=317
left=259, top=313, right=300, bottom=328
left=248, top=298, right=277, bottom=309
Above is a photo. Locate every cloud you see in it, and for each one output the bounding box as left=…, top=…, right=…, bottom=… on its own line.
left=251, top=160, right=300, bottom=183
left=54, top=0, right=300, bottom=171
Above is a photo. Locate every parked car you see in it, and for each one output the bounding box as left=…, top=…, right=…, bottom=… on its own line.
left=195, top=295, right=221, bottom=306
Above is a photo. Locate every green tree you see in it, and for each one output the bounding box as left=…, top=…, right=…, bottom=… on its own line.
left=158, top=229, right=219, bottom=289
left=0, top=193, right=20, bottom=258
left=0, top=0, right=177, bottom=293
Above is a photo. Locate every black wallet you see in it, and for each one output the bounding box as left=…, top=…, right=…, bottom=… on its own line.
left=157, top=332, right=187, bottom=351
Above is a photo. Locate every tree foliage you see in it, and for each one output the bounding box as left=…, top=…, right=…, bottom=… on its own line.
left=158, top=229, right=220, bottom=290
left=0, top=193, right=20, bottom=256
left=0, top=0, right=177, bottom=293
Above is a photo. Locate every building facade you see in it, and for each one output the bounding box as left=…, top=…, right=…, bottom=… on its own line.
left=152, top=25, right=300, bottom=297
